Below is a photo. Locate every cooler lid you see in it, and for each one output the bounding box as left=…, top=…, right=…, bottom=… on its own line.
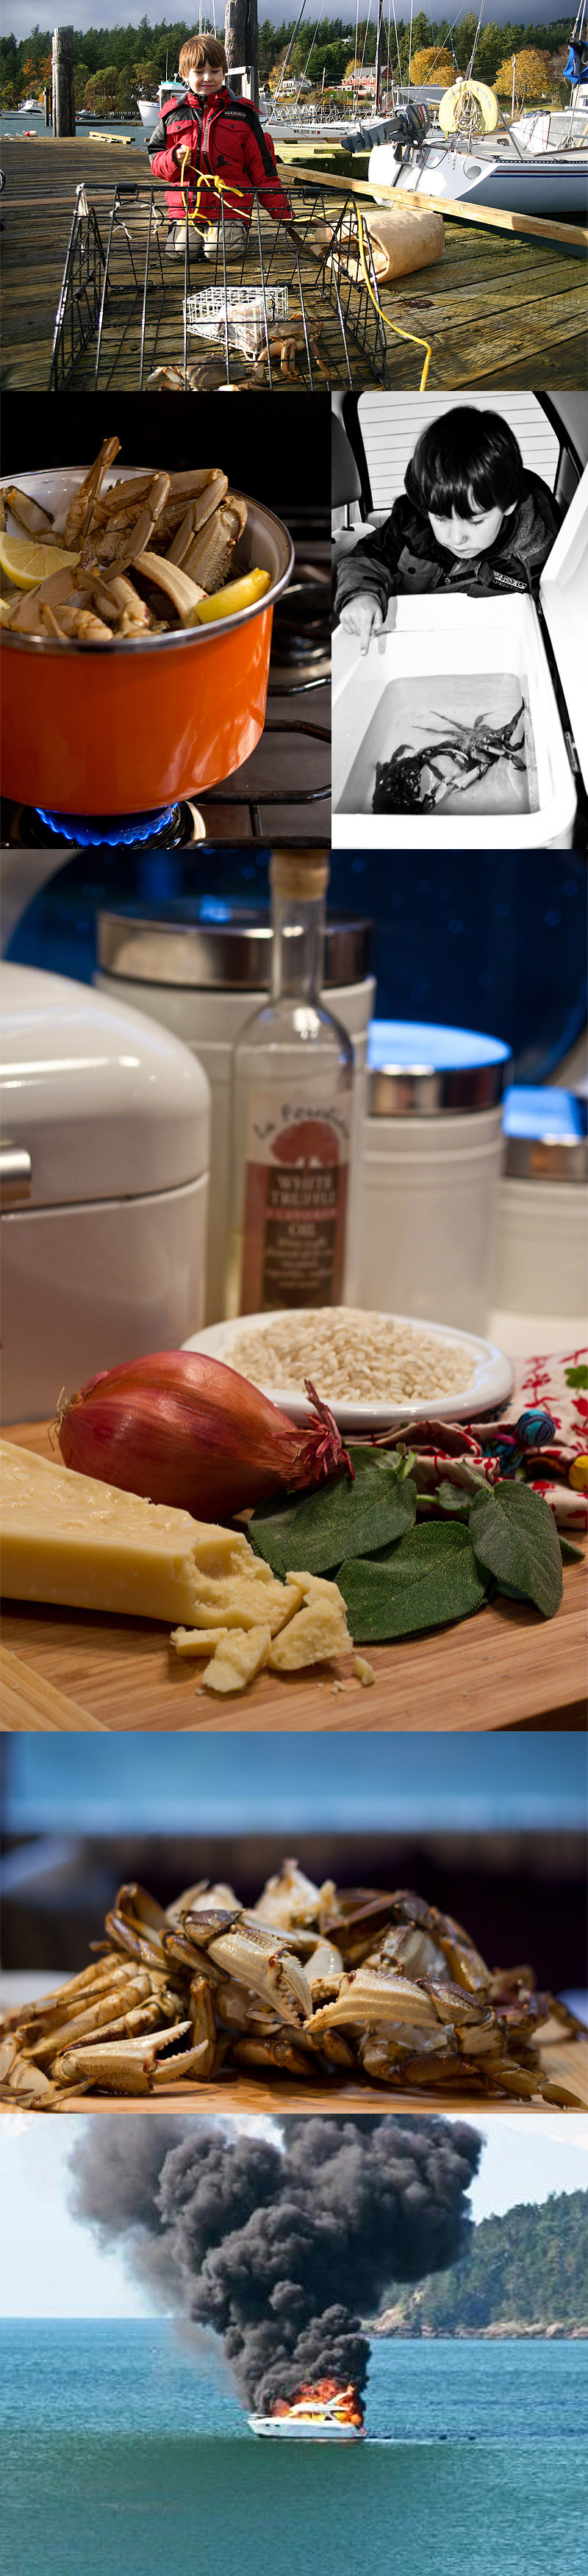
left=503, top=1084, right=588, bottom=1181
left=0, top=964, right=210, bottom=1210
left=96, top=900, right=373, bottom=992
left=539, top=462, right=588, bottom=776
left=367, top=1020, right=511, bottom=1115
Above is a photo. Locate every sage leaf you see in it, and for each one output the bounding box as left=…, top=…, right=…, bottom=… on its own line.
left=469, top=1481, right=563, bottom=1617
left=559, top=1534, right=585, bottom=1564
left=254, top=1461, right=417, bottom=1579
left=248, top=1492, right=301, bottom=1579
left=435, top=1480, right=473, bottom=1517
left=339, top=1521, right=488, bottom=1643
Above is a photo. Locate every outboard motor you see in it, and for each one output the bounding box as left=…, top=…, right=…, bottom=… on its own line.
left=344, top=102, right=431, bottom=157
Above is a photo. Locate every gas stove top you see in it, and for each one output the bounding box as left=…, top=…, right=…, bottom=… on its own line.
left=1, top=529, right=331, bottom=853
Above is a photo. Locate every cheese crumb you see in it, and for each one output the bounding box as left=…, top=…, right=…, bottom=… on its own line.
left=171, top=1625, right=229, bottom=1656
left=201, top=1623, right=271, bottom=1695
left=353, top=1654, right=376, bottom=1687
left=268, top=1572, right=351, bottom=1672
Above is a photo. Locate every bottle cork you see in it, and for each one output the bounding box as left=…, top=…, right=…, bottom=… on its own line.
left=270, top=851, right=330, bottom=903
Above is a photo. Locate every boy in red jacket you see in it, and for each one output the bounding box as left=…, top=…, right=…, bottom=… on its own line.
left=148, top=32, right=292, bottom=260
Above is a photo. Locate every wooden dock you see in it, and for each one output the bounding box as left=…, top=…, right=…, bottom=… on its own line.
left=1, top=135, right=587, bottom=390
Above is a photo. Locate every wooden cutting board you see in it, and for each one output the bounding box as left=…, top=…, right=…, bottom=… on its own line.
left=1, top=1422, right=586, bottom=1734
left=4, top=2033, right=584, bottom=2117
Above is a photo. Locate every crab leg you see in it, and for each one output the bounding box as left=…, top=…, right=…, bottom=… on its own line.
left=51, top=2020, right=212, bottom=2095
left=306, top=1964, right=492, bottom=2039
left=63, top=437, right=121, bottom=550
left=179, top=1906, right=314, bottom=2027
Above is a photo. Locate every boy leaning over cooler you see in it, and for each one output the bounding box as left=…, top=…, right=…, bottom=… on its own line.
left=334, top=409, right=561, bottom=654
left=148, top=32, right=293, bottom=262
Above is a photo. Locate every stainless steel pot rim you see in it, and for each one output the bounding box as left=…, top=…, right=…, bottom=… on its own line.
left=0, top=479, right=294, bottom=655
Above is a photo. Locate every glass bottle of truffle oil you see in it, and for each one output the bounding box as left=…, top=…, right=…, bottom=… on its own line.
left=226, top=851, right=354, bottom=1317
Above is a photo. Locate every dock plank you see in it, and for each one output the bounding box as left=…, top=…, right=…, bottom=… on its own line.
left=1, top=135, right=587, bottom=390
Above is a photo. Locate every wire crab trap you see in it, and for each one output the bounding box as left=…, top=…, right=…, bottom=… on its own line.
left=48, top=179, right=395, bottom=392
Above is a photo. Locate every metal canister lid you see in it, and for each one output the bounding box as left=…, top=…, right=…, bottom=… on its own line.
left=367, top=1020, right=511, bottom=1116
left=503, top=1087, right=588, bottom=1182
left=97, top=902, right=373, bottom=992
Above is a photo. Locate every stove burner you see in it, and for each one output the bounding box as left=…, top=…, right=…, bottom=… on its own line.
left=269, top=558, right=331, bottom=691
left=36, top=806, right=179, bottom=850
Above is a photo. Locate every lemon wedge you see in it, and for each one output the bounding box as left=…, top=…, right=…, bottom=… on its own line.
left=194, top=568, right=271, bottom=625
left=0, top=533, right=81, bottom=593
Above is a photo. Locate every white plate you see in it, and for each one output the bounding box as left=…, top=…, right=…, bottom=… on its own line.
left=182, top=1311, right=514, bottom=1432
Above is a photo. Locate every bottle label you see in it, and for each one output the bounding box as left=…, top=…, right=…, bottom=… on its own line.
left=240, top=1090, right=350, bottom=1312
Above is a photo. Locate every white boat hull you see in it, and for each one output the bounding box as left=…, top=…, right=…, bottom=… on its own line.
left=248, top=2414, right=365, bottom=2440
left=369, top=136, right=588, bottom=216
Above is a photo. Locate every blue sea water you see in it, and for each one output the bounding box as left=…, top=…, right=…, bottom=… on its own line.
left=1, top=2320, right=587, bottom=2576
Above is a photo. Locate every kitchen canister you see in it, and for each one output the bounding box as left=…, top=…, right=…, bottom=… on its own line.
left=355, top=1020, right=512, bottom=1335
left=0, top=963, right=211, bottom=1422
left=96, top=901, right=375, bottom=1323
left=492, top=1086, right=588, bottom=1317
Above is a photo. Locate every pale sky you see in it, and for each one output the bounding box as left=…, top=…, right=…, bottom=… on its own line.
left=4, top=2, right=566, bottom=45
left=1, top=2114, right=587, bottom=2319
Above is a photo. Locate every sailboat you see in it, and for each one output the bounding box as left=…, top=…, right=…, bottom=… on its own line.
left=368, top=4, right=588, bottom=218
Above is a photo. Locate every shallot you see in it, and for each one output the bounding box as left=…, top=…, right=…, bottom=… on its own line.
left=57, top=1350, right=353, bottom=1520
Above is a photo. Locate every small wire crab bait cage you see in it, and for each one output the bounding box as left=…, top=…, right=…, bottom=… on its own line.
left=48, top=180, right=398, bottom=392
left=186, top=282, right=290, bottom=359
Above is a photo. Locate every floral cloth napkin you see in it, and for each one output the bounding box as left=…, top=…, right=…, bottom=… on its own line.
left=384, top=1350, right=588, bottom=1529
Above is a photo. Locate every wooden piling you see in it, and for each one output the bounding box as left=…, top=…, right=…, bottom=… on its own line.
left=225, top=0, right=259, bottom=107
left=51, top=26, right=76, bottom=139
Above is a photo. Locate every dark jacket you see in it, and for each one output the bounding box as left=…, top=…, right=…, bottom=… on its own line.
left=148, top=85, right=291, bottom=227
left=334, top=471, right=561, bottom=616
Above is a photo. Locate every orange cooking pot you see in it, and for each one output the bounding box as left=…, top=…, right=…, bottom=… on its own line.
left=0, top=468, right=294, bottom=813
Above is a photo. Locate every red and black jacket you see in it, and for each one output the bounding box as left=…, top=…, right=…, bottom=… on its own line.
left=148, top=85, right=291, bottom=226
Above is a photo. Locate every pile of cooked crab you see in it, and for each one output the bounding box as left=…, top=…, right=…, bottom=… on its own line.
left=1, top=1862, right=584, bottom=2109
left=0, top=437, right=255, bottom=645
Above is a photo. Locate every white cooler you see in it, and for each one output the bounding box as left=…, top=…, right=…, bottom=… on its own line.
left=0, top=964, right=211, bottom=1422
left=332, top=462, right=587, bottom=849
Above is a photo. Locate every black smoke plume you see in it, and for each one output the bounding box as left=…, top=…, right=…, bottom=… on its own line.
left=69, top=2114, right=481, bottom=2413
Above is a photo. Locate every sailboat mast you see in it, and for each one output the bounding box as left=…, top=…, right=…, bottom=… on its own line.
left=376, top=0, right=384, bottom=110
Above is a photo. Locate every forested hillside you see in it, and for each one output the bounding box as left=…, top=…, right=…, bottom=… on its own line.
left=0, top=17, right=574, bottom=111
left=376, top=2192, right=588, bottom=2335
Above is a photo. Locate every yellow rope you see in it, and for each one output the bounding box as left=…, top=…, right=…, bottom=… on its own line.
left=355, top=198, right=432, bottom=390
left=179, top=144, right=248, bottom=230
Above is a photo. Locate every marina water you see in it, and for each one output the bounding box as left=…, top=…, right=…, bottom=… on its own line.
left=1, top=2319, right=587, bottom=2576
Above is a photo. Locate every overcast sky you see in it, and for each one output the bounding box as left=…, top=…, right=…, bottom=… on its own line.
left=5, top=3, right=567, bottom=48
left=1, top=2115, right=587, bottom=2318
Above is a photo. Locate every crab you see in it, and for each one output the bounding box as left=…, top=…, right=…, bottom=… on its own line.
left=246, top=314, right=333, bottom=382
left=1, top=448, right=246, bottom=643
left=373, top=701, right=527, bottom=815
left=0, top=1870, right=584, bottom=2108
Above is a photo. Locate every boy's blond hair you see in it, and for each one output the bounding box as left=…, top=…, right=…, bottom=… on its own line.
left=179, top=33, right=228, bottom=77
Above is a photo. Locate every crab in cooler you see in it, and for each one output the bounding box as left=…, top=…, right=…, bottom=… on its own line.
left=0, top=1865, right=584, bottom=2108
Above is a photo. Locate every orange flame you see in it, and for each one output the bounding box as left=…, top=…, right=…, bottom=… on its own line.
left=271, top=2378, right=364, bottom=2427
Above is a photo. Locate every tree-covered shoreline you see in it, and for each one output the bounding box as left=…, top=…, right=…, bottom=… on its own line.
left=0, top=15, right=576, bottom=112
left=373, top=2190, right=588, bottom=2338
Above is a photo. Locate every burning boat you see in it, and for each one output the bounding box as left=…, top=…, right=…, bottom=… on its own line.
left=248, top=2380, right=365, bottom=2441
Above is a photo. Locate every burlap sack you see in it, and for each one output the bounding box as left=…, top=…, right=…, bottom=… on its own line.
left=312, top=204, right=444, bottom=283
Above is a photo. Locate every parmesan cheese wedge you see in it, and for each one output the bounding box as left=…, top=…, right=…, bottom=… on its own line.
left=0, top=1441, right=279, bottom=1627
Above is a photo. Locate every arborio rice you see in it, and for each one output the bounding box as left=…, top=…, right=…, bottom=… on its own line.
left=229, top=1309, right=473, bottom=1405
